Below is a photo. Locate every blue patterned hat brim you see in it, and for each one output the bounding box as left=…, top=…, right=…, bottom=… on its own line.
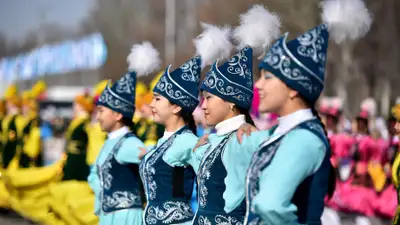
left=153, top=65, right=199, bottom=113
left=200, top=63, right=253, bottom=110
left=258, top=33, right=324, bottom=104
left=97, top=83, right=135, bottom=119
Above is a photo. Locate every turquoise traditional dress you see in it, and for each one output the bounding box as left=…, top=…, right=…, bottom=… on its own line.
left=241, top=4, right=359, bottom=220
left=88, top=126, right=145, bottom=225
left=140, top=126, right=198, bottom=225
left=192, top=35, right=271, bottom=224
left=88, top=42, right=162, bottom=225
left=191, top=115, right=267, bottom=225
left=244, top=109, right=330, bottom=225
left=140, top=51, right=203, bottom=225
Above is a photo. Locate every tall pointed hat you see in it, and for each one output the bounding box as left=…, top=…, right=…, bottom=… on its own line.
left=98, top=42, right=161, bottom=119
left=154, top=23, right=232, bottom=112
left=259, top=0, right=372, bottom=103
left=201, top=5, right=282, bottom=110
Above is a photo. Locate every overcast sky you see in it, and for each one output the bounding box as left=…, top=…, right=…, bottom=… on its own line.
left=0, top=0, right=95, bottom=41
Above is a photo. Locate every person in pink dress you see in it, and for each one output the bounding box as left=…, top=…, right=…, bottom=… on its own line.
left=341, top=98, right=379, bottom=220
left=373, top=116, right=399, bottom=220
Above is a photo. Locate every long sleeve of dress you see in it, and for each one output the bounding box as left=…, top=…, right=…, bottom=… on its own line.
left=88, top=165, right=100, bottom=196
left=87, top=164, right=101, bottom=215
left=222, top=130, right=270, bottom=213
left=162, top=133, right=199, bottom=167
left=188, top=142, right=209, bottom=173
left=115, top=136, right=145, bottom=165
left=252, top=129, right=326, bottom=224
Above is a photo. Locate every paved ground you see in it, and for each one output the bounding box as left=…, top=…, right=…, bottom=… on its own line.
left=0, top=210, right=33, bottom=225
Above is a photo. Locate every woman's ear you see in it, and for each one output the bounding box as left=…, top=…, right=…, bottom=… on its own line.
left=288, top=89, right=300, bottom=100
left=172, top=105, right=182, bottom=114
left=115, top=112, right=124, bottom=121
left=229, top=103, right=236, bottom=112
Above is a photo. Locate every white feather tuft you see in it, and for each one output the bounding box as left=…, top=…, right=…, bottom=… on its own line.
left=396, top=97, right=400, bottom=104
left=193, top=23, right=233, bottom=69
left=331, top=97, right=343, bottom=109
left=319, top=97, right=332, bottom=108
left=127, top=41, right=161, bottom=77
left=233, top=4, right=281, bottom=55
left=360, top=98, right=377, bottom=117
left=321, top=0, right=373, bottom=44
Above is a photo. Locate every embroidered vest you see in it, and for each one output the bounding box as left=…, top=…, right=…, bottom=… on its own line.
left=244, top=119, right=331, bottom=225
left=140, top=126, right=195, bottom=225
left=99, top=132, right=143, bottom=213
left=193, top=132, right=246, bottom=225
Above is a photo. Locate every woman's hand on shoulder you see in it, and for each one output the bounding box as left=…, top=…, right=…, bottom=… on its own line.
left=193, top=134, right=209, bottom=152
left=237, top=123, right=258, bottom=144
left=138, top=147, right=147, bottom=160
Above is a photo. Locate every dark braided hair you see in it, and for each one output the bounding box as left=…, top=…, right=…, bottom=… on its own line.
left=236, top=106, right=255, bottom=126
left=311, top=106, right=336, bottom=199
left=179, top=110, right=197, bottom=135
left=121, top=117, right=137, bottom=136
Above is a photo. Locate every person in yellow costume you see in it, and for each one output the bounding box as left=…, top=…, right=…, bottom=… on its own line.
left=18, top=80, right=47, bottom=168
left=1, top=84, right=24, bottom=170
left=0, top=100, right=6, bottom=156
left=0, top=81, right=46, bottom=214
left=391, top=103, right=400, bottom=225
left=3, top=91, right=95, bottom=224
left=42, top=92, right=97, bottom=225
left=0, top=84, right=24, bottom=209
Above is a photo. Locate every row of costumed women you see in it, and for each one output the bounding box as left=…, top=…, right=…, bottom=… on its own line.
left=0, top=0, right=376, bottom=224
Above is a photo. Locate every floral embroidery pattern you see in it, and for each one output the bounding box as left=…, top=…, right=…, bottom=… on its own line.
left=244, top=120, right=326, bottom=225
left=244, top=139, right=281, bottom=225
left=145, top=201, right=194, bottom=224
left=103, top=191, right=141, bottom=211
left=198, top=215, right=243, bottom=225
left=202, top=70, right=252, bottom=104
left=198, top=216, right=212, bottom=225
left=115, top=72, right=135, bottom=94
left=180, top=56, right=200, bottom=82
left=155, top=75, right=198, bottom=110
left=198, top=133, right=233, bottom=208
left=296, top=24, right=328, bottom=75
left=98, top=86, right=133, bottom=112
left=263, top=40, right=313, bottom=94
left=101, top=161, right=113, bottom=190
left=140, top=130, right=190, bottom=201
left=226, top=47, right=252, bottom=87
left=98, top=134, right=142, bottom=213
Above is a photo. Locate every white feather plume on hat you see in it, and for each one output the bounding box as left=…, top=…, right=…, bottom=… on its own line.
left=360, top=98, right=377, bottom=117
left=233, top=4, right=281, bottom=56
left=127, top=41, right=161, bottom=77
left=321, top=0, right=373, bottom=44
left=319, top=96, right=332, bottom=109
left=331, top=97, right=343, bottom=110
left=193, top=23, right=233, bottom=69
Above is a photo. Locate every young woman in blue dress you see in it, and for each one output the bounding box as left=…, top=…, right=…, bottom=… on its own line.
left=235, top=1, right=373, bottom=224
left=88, top=41, right=161, bottom=225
